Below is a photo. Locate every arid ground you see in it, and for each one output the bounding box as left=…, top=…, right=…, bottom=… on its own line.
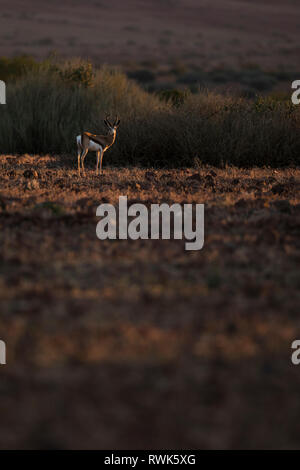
left=0, top=154, right=300, bottom=449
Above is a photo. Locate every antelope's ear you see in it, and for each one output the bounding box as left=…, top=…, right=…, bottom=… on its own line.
left=104, top=120, right=109, bottom=127
left=116, top=119, right=120, bottom=127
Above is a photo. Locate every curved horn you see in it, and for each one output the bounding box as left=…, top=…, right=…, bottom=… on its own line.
left=106, top=114, right=113, bottom=127
left=112, top=115, right=118, bottom=126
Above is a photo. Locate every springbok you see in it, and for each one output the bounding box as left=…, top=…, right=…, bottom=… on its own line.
left=77, top=115, right=120, bottom=176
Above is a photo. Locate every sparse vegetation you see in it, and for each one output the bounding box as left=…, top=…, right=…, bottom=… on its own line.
left=0, top=55, right=42, bottom=81
left=157, top=88, right=189, bottom=107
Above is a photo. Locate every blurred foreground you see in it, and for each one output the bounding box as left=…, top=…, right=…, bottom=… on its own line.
left=0, top=155, right=300, bottom=448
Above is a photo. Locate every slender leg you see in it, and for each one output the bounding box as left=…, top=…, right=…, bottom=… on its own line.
left=81, top=149, right=88, bottom=175
left=77, top=148, right=81, bottom=176
left=96, top=151, right=100, bottom=175
left=100, top=149, right=104, bottom=175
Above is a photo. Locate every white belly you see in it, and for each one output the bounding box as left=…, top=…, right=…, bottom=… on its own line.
left=77, top=135, right=103, bottom=152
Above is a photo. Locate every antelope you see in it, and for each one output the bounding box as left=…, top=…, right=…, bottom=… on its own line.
left=76, top=115, right=120, bottom=176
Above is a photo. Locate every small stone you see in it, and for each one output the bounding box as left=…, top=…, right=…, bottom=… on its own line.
left=186, top=173, right=201, bottom=182
left=205, top=174, right=214, bottom=183
left=8, top=170, right=16, bottom=179
left=23, top=169, right=38, bottom=179
left=265, top=176, right=276, bottom=185
left=271, top=183, right=285, bottom=195
left=204, top=174, right=215, bottom=187
left=145, top=171, right=155, bottom=180
left=23, top=179, right=40, bottom=190
left=54, top=178, right=64, bottom=188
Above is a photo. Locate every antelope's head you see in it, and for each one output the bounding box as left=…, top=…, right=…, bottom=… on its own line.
left=104, top=115, right=120, bottom=135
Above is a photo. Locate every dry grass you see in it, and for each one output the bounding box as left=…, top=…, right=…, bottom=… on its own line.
left=0, top=154, right=300, bottom=448
left=2, top=67, right=300, bottom=166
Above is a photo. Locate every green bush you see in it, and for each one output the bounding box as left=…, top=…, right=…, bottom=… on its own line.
left=157, top=89, right=189, bottom=107
left=58, top=61, right=95, bottom=88
left=0, top=56, right=42, bottom=82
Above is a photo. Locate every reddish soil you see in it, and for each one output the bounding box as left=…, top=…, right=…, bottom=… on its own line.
left=0, top=154, right=300, bottom=449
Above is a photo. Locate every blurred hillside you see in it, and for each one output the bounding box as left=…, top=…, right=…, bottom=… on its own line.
left=1, top=0, right=300, bottom=70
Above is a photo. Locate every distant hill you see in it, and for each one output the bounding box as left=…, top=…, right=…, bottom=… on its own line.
left=1, top=0, right=299, bottom=70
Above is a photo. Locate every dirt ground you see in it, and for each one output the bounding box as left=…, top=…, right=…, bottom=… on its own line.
left=0, top=154, right=300, bottom=449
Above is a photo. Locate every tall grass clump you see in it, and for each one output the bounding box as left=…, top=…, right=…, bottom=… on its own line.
left=113, top=92, right=300, bottom=167
left=0, top=55, right=42, bottom=82
left=1, top=57, right=300, bottom=167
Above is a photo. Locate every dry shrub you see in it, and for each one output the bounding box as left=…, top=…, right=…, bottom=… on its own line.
left=1, top=58, right=300, bottom=167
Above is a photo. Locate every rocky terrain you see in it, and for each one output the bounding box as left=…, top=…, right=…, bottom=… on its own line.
left=0, top=154, right=299, bottom=448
